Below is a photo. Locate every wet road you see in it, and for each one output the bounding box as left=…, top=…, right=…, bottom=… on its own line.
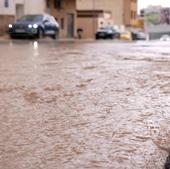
left=0, top=40, right=170, bottom=169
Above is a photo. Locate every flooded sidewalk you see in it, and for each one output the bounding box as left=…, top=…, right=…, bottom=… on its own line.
left=0, top=41, right=169, bottom=169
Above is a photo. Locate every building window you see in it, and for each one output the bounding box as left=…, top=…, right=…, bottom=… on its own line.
left=54, top=0, right=61, bottom=9
left=4, top=0, right=9, bottom=8
left=46, top=0, right=50, bottom=8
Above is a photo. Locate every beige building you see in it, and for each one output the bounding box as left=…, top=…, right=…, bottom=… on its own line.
left=0, top=0, right=46, bottom=34
left=14, top=0, right=46, bottom=19
left=0, top=0, right=15, bottom=33
left=47, top=0, right=137, bottom=38
left=124, top=0, right=137, bottom=26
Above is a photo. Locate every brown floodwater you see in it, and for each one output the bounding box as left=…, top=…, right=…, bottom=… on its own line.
left=0, top=40, right=170, bottom=169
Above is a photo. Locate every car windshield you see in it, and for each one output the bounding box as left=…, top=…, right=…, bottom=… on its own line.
left=98, top=27, right=116, bottom=32
left=19, top=15, right=43, bottom=22
left=100, top=27, right=112, bottom=30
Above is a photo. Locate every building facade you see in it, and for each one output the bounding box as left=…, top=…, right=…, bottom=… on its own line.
left=14, top=0, right=46, bottom=19
left=0, top=0, right=46, bottom=34
left=46, top=0, right=137, bottom=38
left=46, top=0, right=77, bottom=38
left=0, top=0, right=138, bottom=38
left=124, top=0, right=137, bottom=26
left=0, top=0, right=15, bottom=33
left=76, top=0, right=125, bottom=38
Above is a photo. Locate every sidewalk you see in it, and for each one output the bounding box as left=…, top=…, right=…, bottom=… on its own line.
left=0, top=34, right=95, bottom=43
left=0, top=34, right=129, bottom=44
left=0, top=34, right=10, bottom=42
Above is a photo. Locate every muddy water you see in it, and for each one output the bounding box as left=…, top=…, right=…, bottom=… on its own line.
left=0, top=40, right=170, bottom=169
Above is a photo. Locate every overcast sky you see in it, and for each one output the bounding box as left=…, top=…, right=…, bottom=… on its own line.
left=138, top=0, right=170, bottom=10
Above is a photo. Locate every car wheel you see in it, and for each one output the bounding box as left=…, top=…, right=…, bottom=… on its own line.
left=95, top=35, right=99, bottom=40
left=37, top=28, right=44, bottom=39
left=51, top=31, right=59, bottom=40
left=10, top=35, right=15, bottom=39
left=110, top=35, right=113, bottom=39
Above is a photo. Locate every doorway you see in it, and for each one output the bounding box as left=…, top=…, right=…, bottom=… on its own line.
left=67, top=13, right=74, bottom=38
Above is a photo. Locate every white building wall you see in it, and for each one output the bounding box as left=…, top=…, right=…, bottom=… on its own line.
left=0, top=0, right=15, bottom=15
left=14, top=0, right=24, bottom=4
left=24, top=0, right=46, bottom=15
left=0, top=0, right=46, bottom=16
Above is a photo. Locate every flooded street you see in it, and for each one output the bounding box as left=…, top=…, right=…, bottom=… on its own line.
left=0, top=40, right=170, bottom=169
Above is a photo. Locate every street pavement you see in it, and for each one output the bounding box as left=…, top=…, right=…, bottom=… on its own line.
left=0, top=40, right=170, bottom=169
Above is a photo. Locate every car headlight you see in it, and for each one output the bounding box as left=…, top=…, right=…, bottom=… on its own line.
left=28, top=24, right=32, bottom=28
left=33, top=24, right=38, bottom=29
left=8, top=24, right=13, bottom=28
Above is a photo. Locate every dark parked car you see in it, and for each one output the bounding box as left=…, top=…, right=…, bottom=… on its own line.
left=95, top=27, right=120, bottom=39
left=8, top=14, right=59, bottom=39
left=131, top=31, right=147, bottom=40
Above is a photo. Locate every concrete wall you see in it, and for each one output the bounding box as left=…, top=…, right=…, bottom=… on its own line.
left=0, top=15, right=14, bottom=33
left=14, top=0, right=24, bottom=4
left=0, top=0, right=15, bottom=15
left=0, top=0, right=15, bottom=33
left=77, top=16, right=97, bottom=39
left=14, top=0, right=46, bottom=15
left=77, top=0, right=124, bottom=26
left=124, top=0, right=137, bottom=26
left=123, top=0, right=131, bottom=26
left=77, top=0, right=137, bottom=27
left=149, top=32, right=170, bottom=40
left=0, top=0, right=46, bottom=17
left=24, top=0, right=46, bottom=15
